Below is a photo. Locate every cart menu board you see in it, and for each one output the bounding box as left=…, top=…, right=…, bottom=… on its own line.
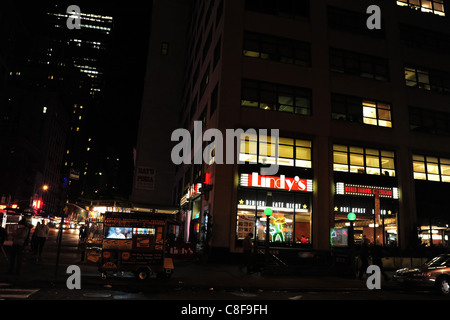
left=100, top=213, right=167, bottom=270
left=103, top=213, right=166, bottom=228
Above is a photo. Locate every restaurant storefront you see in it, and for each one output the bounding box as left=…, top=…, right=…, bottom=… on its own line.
left=236, top=170, right=313, bottom=247
left=333, top=181, right=399, bottom=246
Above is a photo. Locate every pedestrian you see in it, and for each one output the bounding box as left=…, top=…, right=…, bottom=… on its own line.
left=0, top=224, right=7, bottom=261
left=31, top=222, right=40, bottom=254
left=242, top=232, right=254, bottom=274
left=34, top=220, right=49, bottom=261
left=358, top=236, right=370, bottom=279
left=371, top=242, right=390, bottom=281
left=8, top=218, right=30, bottom=275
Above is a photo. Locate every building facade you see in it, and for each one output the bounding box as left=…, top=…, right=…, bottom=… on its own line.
left=135, top=0, right=450, bottom=256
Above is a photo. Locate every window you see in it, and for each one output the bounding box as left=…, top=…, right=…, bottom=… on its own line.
left=413, top=154, right=450, bottom=182
left=405, top=66, right=450, bottom=93
left=331, top=94, right=392, bottom=128
left=243, top=32, right=311, bottom=67
left=409, top=106, right=450, bottom=136
left=397, top=0, right=445, bottom=16
left=333, top=144, right=396, bottom=177
left=213, top=37, right=221, bottom=69
left=405, top=66, right=430, bottom=90
left=362, top=100, right=392, bottom=127
left=210, top=84, right=219, bottom=117
left=245, top=0, right=310, bottom=20
left=241, top=79, right=311, bottom=115
left=161, top=42, right=169, bottom=55
left=237, top=189, right=312, bottom=246
left=327, top=6, right=385, bottom=38
left=400, top=24, right=450, bottom=54
left=330, top=48, right=389, bottom=81
left=239, top=133, right=312, bottom=169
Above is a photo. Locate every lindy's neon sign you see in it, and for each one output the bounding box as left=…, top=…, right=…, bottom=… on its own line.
left=240, top=173, right=313, bottom=192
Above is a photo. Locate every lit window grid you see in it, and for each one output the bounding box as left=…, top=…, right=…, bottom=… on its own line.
left=239, top=135, right=312, bottom=169
left=362, top=100, right=392, bottom=128
left=396, top=0, right=445, bottom=16
left=333, top=145, right=396, bottom=177
left=413, top=154, right=450, bottom=182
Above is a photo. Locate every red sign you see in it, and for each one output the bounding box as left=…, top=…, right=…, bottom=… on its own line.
left=338, top=183, right=395, bottom=198
left=240, top=173, right=312, bottom=192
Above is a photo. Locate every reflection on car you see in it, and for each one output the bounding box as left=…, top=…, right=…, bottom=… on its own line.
left=393, top=254, right=450, bottom=296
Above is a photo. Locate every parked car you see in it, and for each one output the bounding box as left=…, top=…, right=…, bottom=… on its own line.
left=393, top=254, right=450, bottom=296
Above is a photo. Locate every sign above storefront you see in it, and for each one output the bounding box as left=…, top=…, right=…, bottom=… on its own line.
left=240, top=173, right=313, bottom=192
left=180, top=183, right=202, bottom=206
left=336, top=182, right=398, bottom=199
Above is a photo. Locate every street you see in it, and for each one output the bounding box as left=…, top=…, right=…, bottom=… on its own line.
left=0, top=228, right=449, bottom=302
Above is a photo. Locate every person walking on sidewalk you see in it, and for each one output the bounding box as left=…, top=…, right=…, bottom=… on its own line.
left=242, top=232, right=254, bottom=274
left=34, top=220, right=49, bottom=262
left=358, top=236, right=370, bottom=279
left=8, top=219, right=30, bottom=275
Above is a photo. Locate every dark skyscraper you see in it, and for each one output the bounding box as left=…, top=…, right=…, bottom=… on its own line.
left=1, top=1, right=150, bottom=217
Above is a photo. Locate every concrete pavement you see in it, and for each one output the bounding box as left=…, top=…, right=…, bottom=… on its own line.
left=0, top=249, right=397, bottom=293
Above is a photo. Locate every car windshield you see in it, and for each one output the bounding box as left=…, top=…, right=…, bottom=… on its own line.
left=424, top=255, right=450, bottom=267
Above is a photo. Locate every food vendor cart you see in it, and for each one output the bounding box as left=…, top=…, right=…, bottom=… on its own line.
left=84, top=212, right=174, bottom=280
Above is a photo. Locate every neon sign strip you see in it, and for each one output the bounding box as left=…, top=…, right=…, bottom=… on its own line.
left=336, top=182, right=398, bottom=199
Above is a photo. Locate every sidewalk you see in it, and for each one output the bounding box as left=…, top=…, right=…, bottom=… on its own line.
left=0, top=254, right=397, bottom=293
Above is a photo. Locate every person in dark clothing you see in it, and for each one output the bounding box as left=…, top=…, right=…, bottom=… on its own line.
left=371, top=243, right=390, bottom=281
left=358, top=236, right=370, bottom=279
left=0, top=225, right=7, bottom=261
left=242, top=233, right=254, bottom=274
left=8, top=219, right=30, bottom=275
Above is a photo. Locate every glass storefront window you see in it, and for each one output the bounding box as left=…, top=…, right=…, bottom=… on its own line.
left=237, top=189, right=312, bottom=246
left=334, top=197, right=399, bottom=247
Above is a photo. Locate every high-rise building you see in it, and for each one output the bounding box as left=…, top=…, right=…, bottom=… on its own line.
left=134, top=0, right=450, bottom=259
left=42, top=4, right=115, bottom=203
left=0, top=1, right=69, bottom=216
left=0, top=2, right=117, bottom=216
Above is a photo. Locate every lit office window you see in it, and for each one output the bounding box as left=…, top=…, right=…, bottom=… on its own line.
left=333, top=145, right=396, bottom=177
left=331, top=94, right=392, bottom=128
left=240, top=133, right=312, bottom=169
left=362, top=100, right=392, bottom=128
left=397, top=0, right=445, bottom=16
left=413, top=155, right=450, bottom=182
left=405, top=67, right=430, bottom=90
left=405, top=66, right=450, bottom=93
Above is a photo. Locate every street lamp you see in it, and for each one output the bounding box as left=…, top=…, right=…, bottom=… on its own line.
left=264, top=207, right=272, bottom=270
left=347, top=212, right=356, bottom=277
